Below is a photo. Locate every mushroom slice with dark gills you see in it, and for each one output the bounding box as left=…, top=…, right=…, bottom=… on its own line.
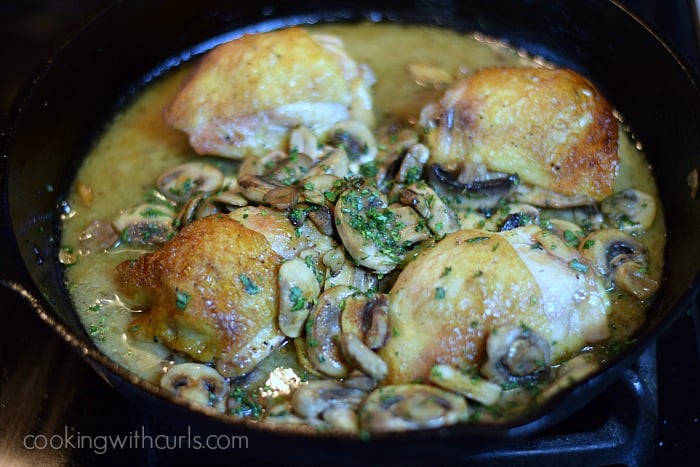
left=112, top=203, right=177, bottom=246
left=426, top=163, right=520, bottom=210
left=117, top=215, right=284, bottom=378
left=600, top=188, right=657, bottom=232
left=160, top=363, right=228, bottom=411
left=379, top=225, right=610, bottom=384
left=578, top=229, right=659, bottom=299
left=359, top=384, right=468, bottom=433
left=419, top=67, right=619, bottom=202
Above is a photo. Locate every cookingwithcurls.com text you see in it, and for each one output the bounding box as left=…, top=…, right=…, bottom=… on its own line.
left=23, top=426, right=248, bottom=455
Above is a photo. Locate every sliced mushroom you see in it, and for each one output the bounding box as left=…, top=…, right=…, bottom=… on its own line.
left=321, top=247, right=379, bottom=292
left=514, top=183, right=593, bottom=208
left=156, top=162, right=224, bottom=203
left=334, top=186, right=408, bottom=274
left=481, top=324, right=552, bottom=385
left=307, top=206, right=335, bottom=236
left=391, top=205, right=432, bottom=244
left=160, top=363, right=228, bottom=411
left=341, top=293, right=390, bottom=350
left=305, top=285, right=355, bottom=377
left=428, top=364, right=502, bottom=406
left=338, top=332, right=388, bottom=381
left=237, top=174, right=283, bottom=204
left=289, top=125, right=320, bottom=161
left=328, top=120, right=378, bottom=165
left=79, top=219, right=120, bottom=252
left=537, top=353, right=599, bottom=402
left=396, top=143, right=430, bottom=184
left=291, top=380, right=367, bottom=419
left=600, top=188, right=657, bottom=232
left=305, top=147, right=351, bottom=178
left=400, top=183, right=461, bottom=238
left=578, top=229, right=659, bottom=299
left=541, top=218, right=586, bottom=248
left=427, top=164, right=519, bottom=210
left=321, top=406, right=359, bottom=432
left=293, top=337, right=322, bottom=377
left=263, top=185, right=301, bottom=211
left=278, top=257, right=321, bottom=338
left=113, top=203, right=176, bottom=246
left=571, top=204, right=605, bottom=232
left=359, top=384, right=467, bottom=433
left=300, top=174, right=345, bottom=207
left=266, top=152, right=315, bottom=186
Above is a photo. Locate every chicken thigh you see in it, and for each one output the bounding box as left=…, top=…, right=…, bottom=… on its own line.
left=380, top=225, right=610, bottom=384
left=419, top=67, right=619, bottom=201
left=164, top=27, right=375, bottom=159
left=117, top=215, right=284, bottom=378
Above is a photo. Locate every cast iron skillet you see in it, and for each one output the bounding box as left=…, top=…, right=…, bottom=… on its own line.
left=1, top=0, right=699, bottom=464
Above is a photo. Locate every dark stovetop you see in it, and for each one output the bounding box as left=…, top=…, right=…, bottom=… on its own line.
left=1, top=1, right=699, bottom=466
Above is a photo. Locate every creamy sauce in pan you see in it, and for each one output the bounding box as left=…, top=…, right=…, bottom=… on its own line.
left=60, top=23, right=664, bottom=420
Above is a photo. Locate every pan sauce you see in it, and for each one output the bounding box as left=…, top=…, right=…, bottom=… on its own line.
left=60, top=23, right=665, bottom=430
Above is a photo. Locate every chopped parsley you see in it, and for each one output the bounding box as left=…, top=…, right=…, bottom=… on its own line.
left=175, top=290, right=191, bottom=310
left=569, top=258, right=589, bottom=273
left=435, top=287, right=446, bottom=300
left=239, top=274, right=260, bottom=295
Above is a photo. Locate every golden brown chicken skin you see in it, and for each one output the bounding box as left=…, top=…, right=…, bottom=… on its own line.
left=117, top=215, right=284, bottom=378
left=380, top=226, right=610, bottom=384
left=164, top=27, right=374, bottom=159
left=420, top=67, right=619, bottom=201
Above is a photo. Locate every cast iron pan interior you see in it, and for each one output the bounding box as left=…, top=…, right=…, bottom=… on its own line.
left=1, top=0, right=699, bottom=464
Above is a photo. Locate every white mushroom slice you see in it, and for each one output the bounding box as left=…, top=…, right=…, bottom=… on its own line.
left=480, top=324, right=552, bottom=384
left=537, top=353, right=599, bottom=402
left=341, top=293, right=390, bottom=350
left=396, top=143, right=430, bottom=184
left=156, top=162, right=224, bottom=203
left=79, top=219, right=119, bottom=252
left=334, top=186, right=408, bottom=274
left=338, top=332, right=388, bottom=381
left=307, top=206, right=335, bottom=236
left=266, top=152, right=315, bottom=186
left=400, top=183, right=461, bottom=237
left=160, top=363, right=228, bottom=411
left=305, top=147, right=351, bottom=178
left=321, top=249, right=378, bottom=292
left=293, top=337, right=322, bottom=377
left=237, top=174, right=282, bottom=204
left=306, top=285, right=355, bottom=377
left=112, top=203, right=176, bottom=246
left=600, top=188, right=657, bottom=232
left=278, top=257, right=321, bottom=338
left=578, top=229, right=659, bottom=299
left=328, top=120, right=378, bottom=167
left=359, top=384, right=467, bottom=433
left=391, top=205, right=432, bottom=244
left=300, top=174, right=344, bottom=206
left=514, top=184, right=593, bottom=208
left=291, top=380, right=367, bottom=419
left=289, top=125, right=320, bottom=160
left=238, top=151, right=286, bottom=178
left=428, top=364, right=502, bottom=406
left=321, top=406, right=359, bottom=432
left=543, top=218, right=586, bottom=248
left=263, top=185, right=301, bottom=211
